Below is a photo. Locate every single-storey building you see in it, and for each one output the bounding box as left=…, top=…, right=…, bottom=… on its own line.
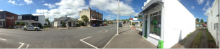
left=207, top=0, right=219, bottom=46
left=140, top=0, right=195, bottom=48
left=53, top=16, right=78, bottom=27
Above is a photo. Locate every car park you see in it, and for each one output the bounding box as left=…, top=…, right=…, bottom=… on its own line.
left=22, top=25, right=40, bottom=31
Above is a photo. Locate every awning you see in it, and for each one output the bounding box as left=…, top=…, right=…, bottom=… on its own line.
left=140, top=0, right=163, bottom=13
left=15, top=20, right=40, bottom=23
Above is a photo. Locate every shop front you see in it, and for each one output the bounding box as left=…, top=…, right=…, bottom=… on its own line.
left=141, top=0, right=195, bottom=48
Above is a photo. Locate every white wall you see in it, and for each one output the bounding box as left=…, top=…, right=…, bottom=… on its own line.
left=163, top=0, right=195, bottom=48
left=53, top=21, right=60, bottom=27
left=33, top=15, right=45, bottom=26
left=207, top=0, right=219, bottom=46
left=18, top=15, right=22, bottom=20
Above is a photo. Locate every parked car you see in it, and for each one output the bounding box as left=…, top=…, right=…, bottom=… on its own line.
left=119, top=23, right=122, bottom=27
left=93, top=24, right=100, bottom=27
left=22, top=25, right=40, bottom=31
left=203, top=24, right=207, bottom=27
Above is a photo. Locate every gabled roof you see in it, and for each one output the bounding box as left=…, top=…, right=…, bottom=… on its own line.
left=54, top=17, right=77, bottom=22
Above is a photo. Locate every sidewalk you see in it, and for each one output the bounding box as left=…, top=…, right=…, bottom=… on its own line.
left=104, top=25, right=156, bottom=48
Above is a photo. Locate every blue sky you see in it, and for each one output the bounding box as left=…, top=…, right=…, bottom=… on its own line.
left=0, top=0, right=214, bottom=22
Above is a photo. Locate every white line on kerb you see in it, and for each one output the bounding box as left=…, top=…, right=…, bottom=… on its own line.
left=80, top=36, right=98, bottom=49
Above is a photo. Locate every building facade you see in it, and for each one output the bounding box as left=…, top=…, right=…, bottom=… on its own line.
left=79, top=7, right=103, bottom=26
left=140, top=0, right=195, bottom=48
left=53, top=16, right=78, bottom=27
left=16, top=14, right=45, bottom=27
left=207, top=0, right=219, bottom=46
left=0, top=11, right=18, bottom=28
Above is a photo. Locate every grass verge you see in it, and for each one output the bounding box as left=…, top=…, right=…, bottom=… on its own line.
left=190, top=29, right=202, bottom=48
left=206, top=29, right=218, bottom=48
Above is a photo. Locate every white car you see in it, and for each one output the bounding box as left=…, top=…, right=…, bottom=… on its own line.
left=22, top=25, right=40, bottom=31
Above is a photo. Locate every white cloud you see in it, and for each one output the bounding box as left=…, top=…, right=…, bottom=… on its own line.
left=105, top=15, right=116, bottom=20
left=18, top=3, right=24, bottom=6
left=24, top=0, right=33, bottom=4
left=34, top=0, right=88, bottom=21
left=123, top=0, right=132, bottom=5
left=203, top=0, right=214, bottom=16
left=204, top=7, right=212, bottom=16
left=36, top=9, right=48, bottom=14
left=197, top=0, right=204, bottom=5
left=191, top=6, right=195, bottom=9
left=43, top=3, right=56, bottom=9
left=8, top=0, right=17, bottom=5
left=0, top=9, right=3, bottom=11
left=90, top=0, right=136, bottom=16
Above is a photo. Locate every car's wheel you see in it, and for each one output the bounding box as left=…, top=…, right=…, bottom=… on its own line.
left=24, top=28, right=27, bottom=31
left=35, top=29, right=38, bottom=31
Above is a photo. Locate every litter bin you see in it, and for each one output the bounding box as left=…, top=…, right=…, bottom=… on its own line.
left=158, top=40, right=164, bottom=48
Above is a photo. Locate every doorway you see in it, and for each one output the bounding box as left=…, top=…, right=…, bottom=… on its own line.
left=68, top=22, right=72, bottom=27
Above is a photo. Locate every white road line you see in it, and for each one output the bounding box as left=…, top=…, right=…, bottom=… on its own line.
left=0, top=38, right=6, bottom=41
left=18, top=42, right=24, bottom=49
left=25, top=44, right=29, bottom=49
left=103, top=34, right=117, bottom=48
left=80, top=36, right=98, bottom=49
left=104, top=30, right=108, bottom=32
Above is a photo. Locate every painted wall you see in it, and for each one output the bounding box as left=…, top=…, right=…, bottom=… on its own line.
left=207, top=0, right=219, bottom=46
left=33, top=15, right=45, bottom=26
left=18, top=15, right=22, bottom=20
left=163, top=0, right=195, bottom=48
left=53, top=21, right=60, bottom=27
left=79, top=9, right=90, bottom=22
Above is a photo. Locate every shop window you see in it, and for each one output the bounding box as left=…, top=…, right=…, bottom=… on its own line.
left=0, top=21, right=2, bottom=25
left=214, top=23, right=218, bottom=30
left=150, top=11, right=161, bottom=36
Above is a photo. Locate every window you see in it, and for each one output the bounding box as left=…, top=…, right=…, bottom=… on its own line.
left=214, top=23, right=218, bottom=30
left=0, top=14, right=4, bottom=19
left=150, top=11, right=162, bottom=36
left=0, top=21, right=2, bottom=25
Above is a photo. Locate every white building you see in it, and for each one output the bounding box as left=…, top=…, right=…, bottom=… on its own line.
left=17, top=14, right=45, bottom=26
left=140, top=0, right=195, bottom=48
left=207, top=0, right=219, bottom=46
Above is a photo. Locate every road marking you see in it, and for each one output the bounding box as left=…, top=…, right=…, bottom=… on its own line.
left=80, top=36, right=98, bottom=49
left=0, top=38, right=6, bottom=41
left=103, top=34, right=117, bottom=48
left=25, top=44, right=29, bottom=49
left=18, top=42, right=29, bottom=49
left=104, top=30, right=108, bottom=32
left=18, top=42, right=24, bottom=49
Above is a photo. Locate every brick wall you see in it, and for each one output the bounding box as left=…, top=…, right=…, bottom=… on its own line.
left=5, top=12, right=18, bottom=28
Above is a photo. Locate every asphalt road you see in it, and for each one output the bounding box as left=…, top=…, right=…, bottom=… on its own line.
left=0, top=24, right=126, bottom=48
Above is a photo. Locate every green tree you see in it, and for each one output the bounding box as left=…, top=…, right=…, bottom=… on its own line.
left=81, top=15, right=89, bottom=25
left=45, top=18, right=50, bottom=26
left=61, top=21, right=66, bottom=27
left=200, top=19, right=204, bottom=23
left=114, top=19, right=116, bottom=21
left=196, top=18, right=199, bottom=22
left=20, top=22, right=24, bottom=26
left=138, top=15, right=142, bottom=19
left=104, top=19, right=107, bottom=22
left=134, top=16, right=138, bottom=18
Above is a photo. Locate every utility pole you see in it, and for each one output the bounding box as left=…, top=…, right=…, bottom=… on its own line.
left=116, top=0, right=119, bottom=35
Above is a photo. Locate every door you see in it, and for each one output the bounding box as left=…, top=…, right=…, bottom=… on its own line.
left=145, top=20, right=147, bottom=38
left=0, top=21, right=3, bottom=27
left=29, top=26, right=35, bottom=30
left=68, top=22, right=71, bottom=27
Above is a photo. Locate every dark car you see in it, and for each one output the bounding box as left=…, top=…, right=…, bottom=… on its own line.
left=93, top=24, right=100, bottom=27
left=119, top=23, right=122, bottom=27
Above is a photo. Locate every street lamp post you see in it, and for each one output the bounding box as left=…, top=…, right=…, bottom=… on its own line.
left=116, top=0, right=119, bottom=35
